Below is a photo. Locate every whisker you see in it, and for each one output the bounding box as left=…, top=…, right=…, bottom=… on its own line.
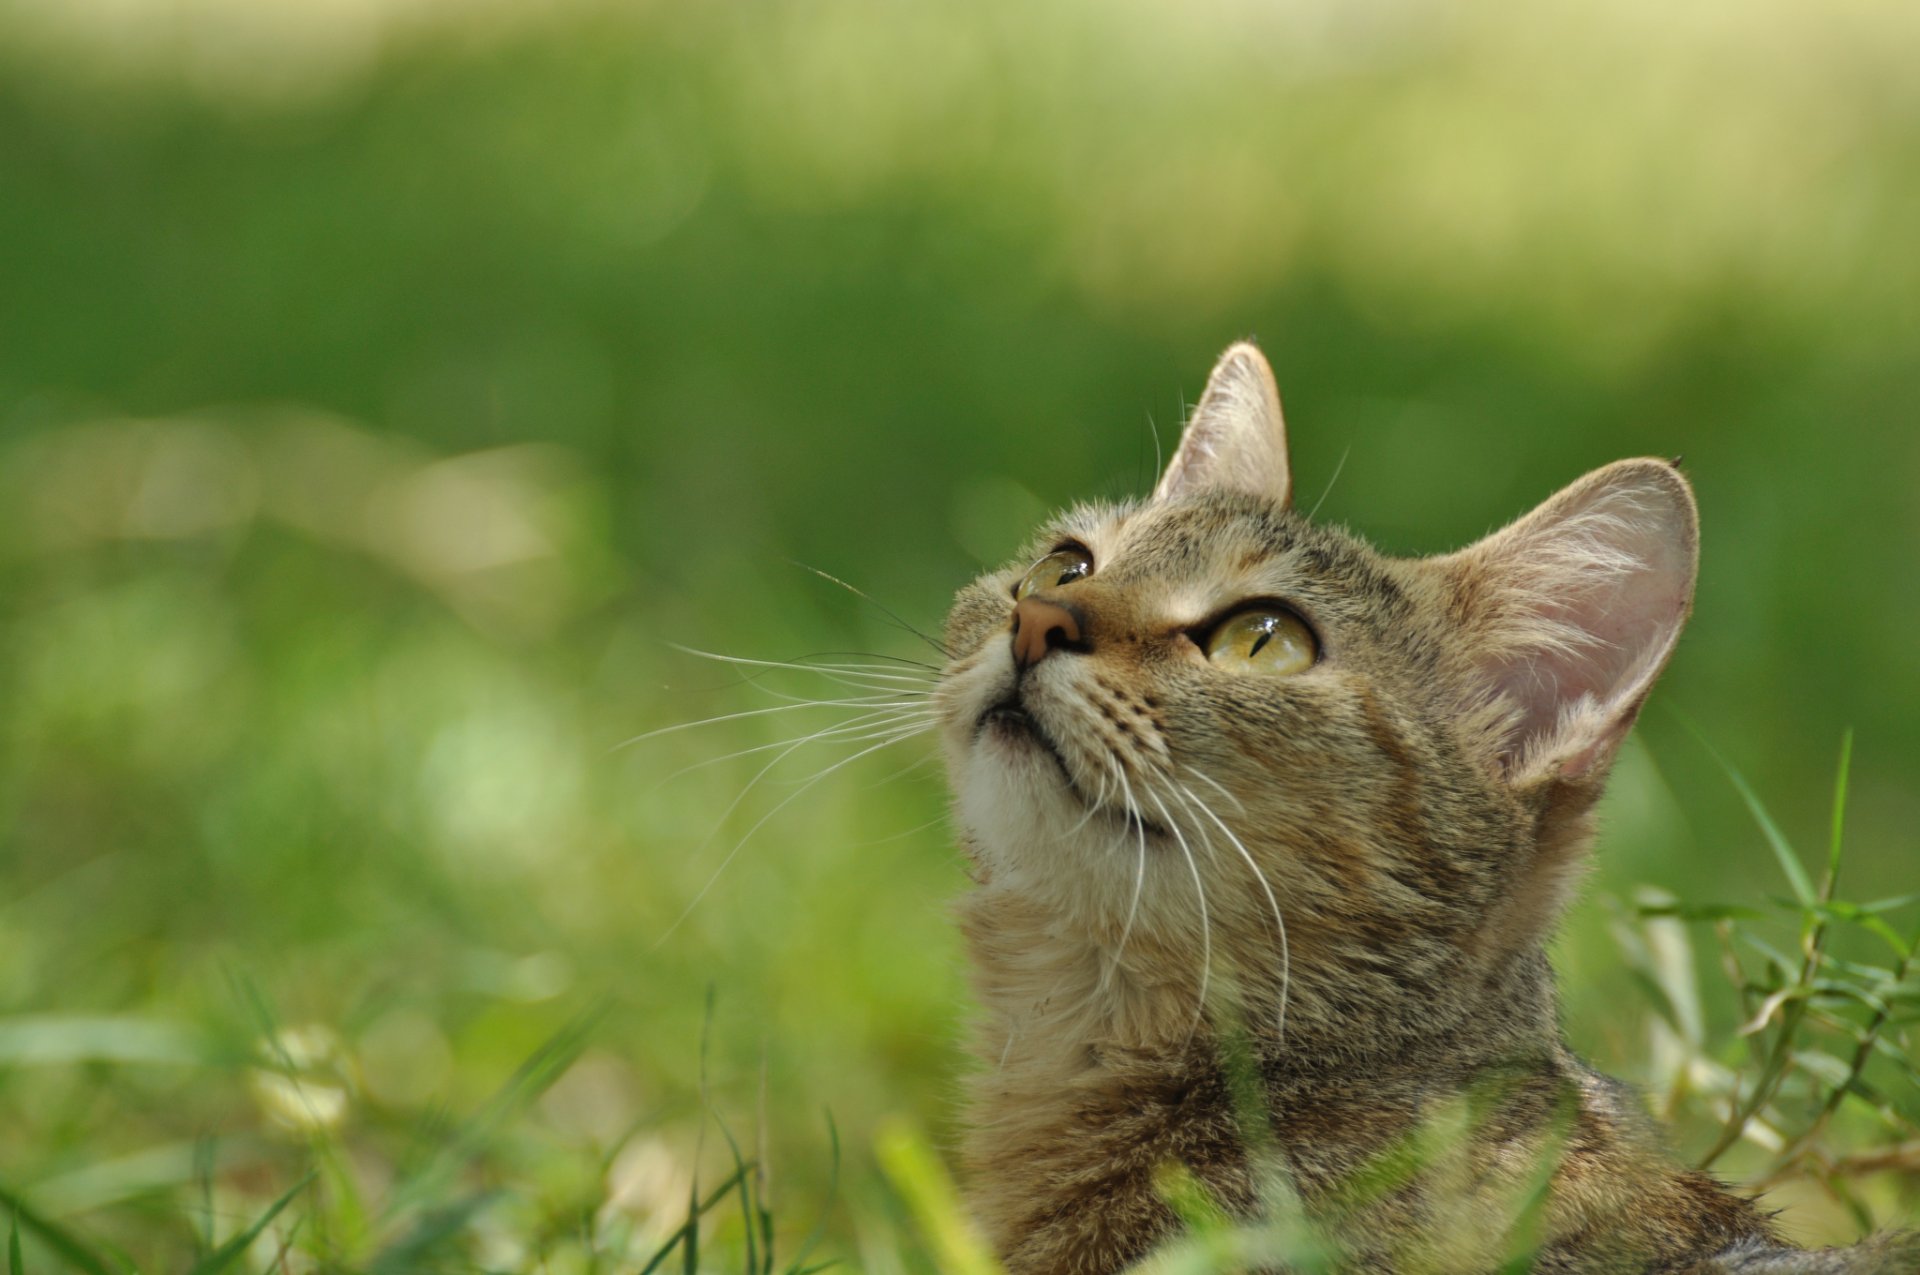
left=798, top=650, right=943, bottom=673
left=741, top=684, right=932, bottom=712
left=659, top=709, right=937, bottom=782
left=849, top=812, right=947, bottom=847
left=785, top=658, right=940, bottom=680
left=669, top=645, right=937, bottom=693
left=672, top=709, right=932, bottom=863
left=787, top=561, right=952, bottom=658
left=1178, top=779, right=1290, bottom=1039
left=1146, top=787, right=1212, bottom=1041
left=653, top=721, right=935, bottom=949
left=854, top=750, right=943, bottom=793
left=1306, top=444, right=1351, bottom=522
left=1104, top=757, right=1150, bottom=983
left=771, top=670, right=934, bottom=695
left=1184, top=767, right=1247, bottom=816
left=617, top=695, right=925, bottom=748
left=1060, top=756, right=1115, bottom=841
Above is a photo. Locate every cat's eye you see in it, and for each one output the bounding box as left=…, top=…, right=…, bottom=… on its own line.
left=1013, top=546, right=1094, bottom=599
left=1203, top=607, right=1317, bottom=677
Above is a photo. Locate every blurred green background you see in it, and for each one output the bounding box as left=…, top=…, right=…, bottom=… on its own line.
left=1, top=0, right=1916, bottom=1267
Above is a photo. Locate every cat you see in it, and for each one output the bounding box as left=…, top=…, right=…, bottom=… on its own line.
left=929, top=343, right=1919, bottom=1274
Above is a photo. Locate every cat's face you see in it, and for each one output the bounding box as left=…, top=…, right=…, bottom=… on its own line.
left=934, top=344, right=1697, bottom=1044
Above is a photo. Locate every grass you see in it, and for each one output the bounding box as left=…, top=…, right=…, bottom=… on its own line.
left=2, top=722, right=1914, bottom=1272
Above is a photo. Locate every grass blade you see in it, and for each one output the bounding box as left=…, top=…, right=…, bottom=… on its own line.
left=185, top=1170, right=314, bottom=1275
left=9, top=1210, right=22, bottom=1275
left=1676, top=714, right=1814, bottom=905
left=1826, top=729, right=1853, bottom=888
left=875, top=1118, right=1000, bottom=1275
left=636, top=1164, right=753, bottom=1275
left=715, top=1117, right=758, bottom=1275
left=782, top=1111, right=840, bottom=1275
left=0, top=1184, right=119, bottom=1275
left=367, top=1190, right=496, bottom=1274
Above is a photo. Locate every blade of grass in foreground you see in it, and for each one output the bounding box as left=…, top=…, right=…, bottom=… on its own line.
left=0, top=1185, right=118, bottom=1275
left=367, top=1191, right=498, bottom=1274
left=1673, top=711, right=1815, bottom=906
left=781, top=1111, right=841, bottom=1275
left=636, top=1163, right=755, bottom=1275
left=184, top=1171, right=314, bottom=1275
left=1694, top=729, right=1858, bottom=1170
left=875, top=1118, right=1000, bottom=1275
left=1825, top=730, right=1853, bottom=890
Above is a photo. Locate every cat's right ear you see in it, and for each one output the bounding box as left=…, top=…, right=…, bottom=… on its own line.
left=1444, top=458, right=1699, bottom=789
left=1154, top=342, right=1293, bottom=507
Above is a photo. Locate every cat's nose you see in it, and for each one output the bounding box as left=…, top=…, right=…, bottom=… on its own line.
left=1010, top=597, right=1084, bottom=670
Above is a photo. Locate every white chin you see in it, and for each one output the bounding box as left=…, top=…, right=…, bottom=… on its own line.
left=956, top=733, right=1159, bottom=908
left=959, top=732, right=1077, bottom=841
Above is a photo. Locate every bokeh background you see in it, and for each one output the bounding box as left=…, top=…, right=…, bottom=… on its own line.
left=2, top=0, right=1916, bottom=1268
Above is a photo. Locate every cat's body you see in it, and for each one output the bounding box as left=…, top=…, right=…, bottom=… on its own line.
left=931, top=345, right=1917, bottom=1273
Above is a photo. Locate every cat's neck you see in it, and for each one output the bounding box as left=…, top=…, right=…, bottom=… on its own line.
left=958, top=873, right=1560, bottom=1090
left=959, top=877, right=1582, bottom=1275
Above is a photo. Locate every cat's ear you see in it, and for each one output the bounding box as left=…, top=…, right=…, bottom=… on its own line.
left=1154, top=342, right=1293, bottom=506
left=1445, top=458, right=1698, bottom=787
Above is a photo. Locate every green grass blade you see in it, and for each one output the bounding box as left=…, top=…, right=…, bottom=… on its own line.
left=185, top=1171, right=314, bottom=1275
left=781, top=1110, right=840, bottom=1275
left=636, top=1164, right=752, bottom=1275
left=1826, top=729, right=1853, bottom=888
left=715, top=1117, right=758, bottom=1275
left=1676, top=714, right=1814, bottom=905
left=0, top=1185, right=119, bottom=1275
left=875, top=1118, right=1000, bottom=1275
left=381, top=1003, right=604, bottom=1220
left=10, top=1209, right=22, bottom=1275
left=684, top=1172, right=699, bottom=1275
left=367, top=1190, right=496, bottom=1274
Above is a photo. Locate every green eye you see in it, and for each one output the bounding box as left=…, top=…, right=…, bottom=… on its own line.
left=1204, top=607, right=1317, bottom=676
left=1013, top=546, right=1094, bottom=599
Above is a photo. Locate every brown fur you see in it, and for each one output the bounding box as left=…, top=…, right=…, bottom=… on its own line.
left=931, top=344, right=1917, bottom=1273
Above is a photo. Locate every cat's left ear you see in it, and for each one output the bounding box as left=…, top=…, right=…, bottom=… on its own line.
left=1445, top=458, right=1698, bottom=789
left=1154, top=342, right=1293, bottom=506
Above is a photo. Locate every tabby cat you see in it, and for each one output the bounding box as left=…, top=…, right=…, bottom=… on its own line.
left=931, top=344, right=1918, bottom=1273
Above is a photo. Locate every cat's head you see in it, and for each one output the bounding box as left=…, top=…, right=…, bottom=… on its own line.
left=934, top=343, right=1696, bottom=1052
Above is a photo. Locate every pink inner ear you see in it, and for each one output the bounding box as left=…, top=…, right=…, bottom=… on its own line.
left=1477, top=465, right=1697, bottom=778
left=1153, top=343, right=1292, bottom=506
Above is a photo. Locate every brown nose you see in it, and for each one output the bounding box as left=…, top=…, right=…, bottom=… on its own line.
left=1010, top=597, right=1084, bottom=670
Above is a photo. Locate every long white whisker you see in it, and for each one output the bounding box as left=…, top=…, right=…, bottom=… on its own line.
left=1306, top=444, right=1351, bottom=521
left=785, top=561, right=952, bottom=658
left=1060, top=756, right=1115, bottom=841
left=1186, top=767, right=1247, bottom=816
left=669, top=644, right=938, bottom=688
left=662, top=710, right=938, bottom=783
left=616, top=694, right=923, bottom=748
left=1146, top=787, right=1211, bottom=1041
left=780, top=671, right=935, bottom=695
left=745, top=682, right=931, bottom=710
left=653, top=722, right=934, bottom=948
left=798, top=650, right=943, bottom=673
left=674, top=708, right=933, bottom=863
left=1105, top=758, right=1150, bottom=980
left=849, top=813, right=947, bottom=847
left=793, top=659, right=941, bottom=679
left=1179, top=780, right=1290, bottom=1039
left=855, top=750, right=943, bottom=794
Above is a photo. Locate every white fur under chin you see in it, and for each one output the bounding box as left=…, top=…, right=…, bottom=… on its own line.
left=944, top=659, right=1193, bottom=935
left=956, top=733, right=1192, bottom=927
